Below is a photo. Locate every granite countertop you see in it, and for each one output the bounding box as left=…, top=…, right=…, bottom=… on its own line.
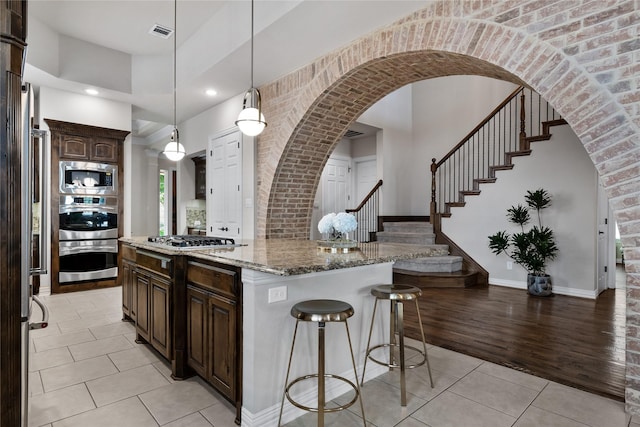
left=120, top=237, right=449, bottom=276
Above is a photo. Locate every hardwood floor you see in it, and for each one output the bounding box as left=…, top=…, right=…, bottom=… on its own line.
left=403, top=271, right=626, bottom=402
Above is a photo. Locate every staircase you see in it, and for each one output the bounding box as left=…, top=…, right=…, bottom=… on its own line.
left=431, top=86, right=567, bottom=226
left=377, top=221, right=479, bottom=288
left=347, top=87, right=565, bottom=289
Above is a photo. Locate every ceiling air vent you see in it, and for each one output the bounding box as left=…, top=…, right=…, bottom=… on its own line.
left=344, top=129, right=364, bottom=139
left=149, top=23, right=174, bottom=39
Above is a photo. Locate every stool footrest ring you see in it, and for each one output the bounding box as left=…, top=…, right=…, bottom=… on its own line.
left=284, top=373, right=359, bottom=413
left=365, top=343, right=427, bottom=369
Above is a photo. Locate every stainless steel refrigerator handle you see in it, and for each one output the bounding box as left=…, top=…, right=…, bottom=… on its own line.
left=29, top=295, right=49, bottom=330
left=20, top=84, right=33, bottom=320
left=31, top=128, right=48, bottom=276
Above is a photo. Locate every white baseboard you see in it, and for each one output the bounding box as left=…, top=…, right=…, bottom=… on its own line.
left=489, top=278, right=597, bottom=299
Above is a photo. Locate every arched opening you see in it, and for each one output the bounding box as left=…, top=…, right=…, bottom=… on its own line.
left=265, top=52, right=525, bottom=238
left=256, top=8, right=639, bottom=413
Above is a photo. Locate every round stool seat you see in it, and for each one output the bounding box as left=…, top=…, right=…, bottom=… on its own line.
left=291, top=299, right=354, bottom=322
left=371, top=284, right=421, bottom=301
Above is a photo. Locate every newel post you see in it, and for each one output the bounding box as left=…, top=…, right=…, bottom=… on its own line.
left=430, top=158, right=437, bottom=228
left=519, top=91, right=527, bottom=150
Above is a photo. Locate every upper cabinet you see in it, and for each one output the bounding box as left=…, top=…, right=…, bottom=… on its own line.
left=193, top=156, right=206, bottom=200
left=58, top=133, right=119, bottom=163
left=47, top=119, right=125, bottom=164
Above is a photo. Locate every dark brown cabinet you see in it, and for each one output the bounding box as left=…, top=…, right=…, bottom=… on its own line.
left=1, top=1, right=28, bottom=423
left=121, top=244, right=137, bottom=321
left=186, top=260, right=241, bottom=406
left=150, top=277, right=171, bottom=359
left=58, top=133, right=118, bottom=163
left=134, top=250, right=173, bottom=360
left=193, top=156, right=206, bottom=200
left=186, top=286, right=208, bottom=377
left=118, top=248, right=241, bottom=423
left=135, top=273, right=151, bottom=342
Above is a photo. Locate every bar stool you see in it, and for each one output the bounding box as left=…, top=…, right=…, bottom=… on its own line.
left=278, top=299, right=366, bottom=427
left=361, top=284, right=433, bottom=406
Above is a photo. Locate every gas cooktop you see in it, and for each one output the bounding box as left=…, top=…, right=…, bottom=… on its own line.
left=147, top=235, right=242, bottom=249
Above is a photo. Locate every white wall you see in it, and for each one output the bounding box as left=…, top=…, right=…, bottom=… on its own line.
left=358, top=85, right=413, bottom=215
left=351, top=135, right=376, bottom=158
left=37, top=86, right=132, bottom=294
left=357, top=76, right=517, bottom=216
left=442, top=125, right=598, bottom=297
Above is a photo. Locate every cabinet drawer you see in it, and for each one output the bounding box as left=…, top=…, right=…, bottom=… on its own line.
left=121, top=244, right=136, bottom=261
left=136, top=250, right=172, bottom=278
left=187, top=261, right=238, bottom=299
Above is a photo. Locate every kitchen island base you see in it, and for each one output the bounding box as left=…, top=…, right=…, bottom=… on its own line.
left=240, top=263, right=392, bottom=427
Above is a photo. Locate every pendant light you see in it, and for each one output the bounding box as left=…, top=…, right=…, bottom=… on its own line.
left=235, top=0, right=266, bottom=137
left=163, top=0, right=186, bottom=161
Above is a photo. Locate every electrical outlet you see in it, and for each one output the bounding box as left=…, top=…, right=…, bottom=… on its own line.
left=507, top=261, right=513, bottom=270
left=268, top=286, right=287, bottom=303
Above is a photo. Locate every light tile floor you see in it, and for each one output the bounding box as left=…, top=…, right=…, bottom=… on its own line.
left=28, top=287, right=637, bottom=427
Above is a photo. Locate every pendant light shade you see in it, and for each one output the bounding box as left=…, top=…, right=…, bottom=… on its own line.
left=163, top=0, right=185, bottom=161
left=163, top=128, right=185, bottom=161
left=236, top=87, right=266, bottom=137
left=236, top=0, right=266, bottom=136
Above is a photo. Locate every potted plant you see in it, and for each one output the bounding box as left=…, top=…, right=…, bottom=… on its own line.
left=488, top=188, right=559, bottom=296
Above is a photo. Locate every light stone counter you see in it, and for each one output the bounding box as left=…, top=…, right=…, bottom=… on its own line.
left=120, top=237, right=449, bottom=275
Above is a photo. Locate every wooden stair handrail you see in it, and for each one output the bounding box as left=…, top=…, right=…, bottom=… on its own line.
left=346, top=179, right=383, bottom=213
left=434, top=86, right=525, bottom=169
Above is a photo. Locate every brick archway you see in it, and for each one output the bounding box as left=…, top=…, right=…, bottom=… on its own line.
left=256, top=1, right=639, bottom=412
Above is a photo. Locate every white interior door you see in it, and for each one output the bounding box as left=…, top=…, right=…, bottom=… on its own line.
left=321, top=157, right=350, bottom=216
left=597, top=180, right=615, bottom=293
left=354, top=158, right=378, bottom=241
left=355, top=158, right=377, bottom=205
left=207, top=131, right=242, bottom=238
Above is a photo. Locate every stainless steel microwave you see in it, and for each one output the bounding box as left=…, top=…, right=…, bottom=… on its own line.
left=59, top=161, right=117, bottom=195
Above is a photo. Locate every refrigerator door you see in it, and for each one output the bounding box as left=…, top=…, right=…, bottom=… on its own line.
left=21, top=83, right=49, bottom=427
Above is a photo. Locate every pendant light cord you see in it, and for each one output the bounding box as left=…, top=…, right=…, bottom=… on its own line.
left=173, top=0, right=177, bottom=131
left=250, top=0, right=254, bottom=89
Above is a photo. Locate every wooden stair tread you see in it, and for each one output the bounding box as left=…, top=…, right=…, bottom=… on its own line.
left=475, top=178, right=497, bottom=184
left=525, top=134, right=552, bottom=143
left=543, top=118, right=568, bottom=127
left=490, top=165, right=514, bottom=171
left=460, top=190, right=481, bottom=196
left=506, top=150, right=532, bottom=158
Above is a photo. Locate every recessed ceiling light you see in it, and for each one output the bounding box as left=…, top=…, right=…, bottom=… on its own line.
left=85, top=88, right=99, bottom=96
left=205, top=89, right=217, bottom=96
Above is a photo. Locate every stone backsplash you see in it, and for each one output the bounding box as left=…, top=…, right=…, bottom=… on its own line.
left=186, top=208, right=206, bottom=228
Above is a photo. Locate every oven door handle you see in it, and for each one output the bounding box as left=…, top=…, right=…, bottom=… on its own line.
left=59, top=241, right=118, bottom=256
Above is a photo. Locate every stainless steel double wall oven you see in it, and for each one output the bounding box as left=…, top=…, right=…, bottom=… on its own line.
left=58, top=161, right=118, bottom=283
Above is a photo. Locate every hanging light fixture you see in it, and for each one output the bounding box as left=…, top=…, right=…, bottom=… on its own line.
left=235, top=0, right=266, bottom=137
left=163, top=0, right=186, bottom=161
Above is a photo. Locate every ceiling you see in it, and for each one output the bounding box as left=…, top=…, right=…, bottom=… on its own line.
left=24, top=0, right=427, bottom=141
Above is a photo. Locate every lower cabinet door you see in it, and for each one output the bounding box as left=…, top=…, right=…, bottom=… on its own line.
left=150, top=277, right=171, bottom=360
left=135, top=274, right=150, bottom=342
left=187, top=286, right=208, bottom=377
left=208, top=295, right=236, bottom=400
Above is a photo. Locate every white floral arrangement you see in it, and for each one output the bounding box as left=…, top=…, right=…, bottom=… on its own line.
left=318, top=212, right=357, bottom=240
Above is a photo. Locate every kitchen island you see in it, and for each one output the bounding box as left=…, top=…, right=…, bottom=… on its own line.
left=119, top=237, right=448, bottom=426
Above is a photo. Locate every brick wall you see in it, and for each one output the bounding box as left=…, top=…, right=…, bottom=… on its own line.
left=255, top=0, right=640, bottom=412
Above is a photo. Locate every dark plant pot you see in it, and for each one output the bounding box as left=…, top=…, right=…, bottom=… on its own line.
left=527, top=273, right=553, bottom=296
